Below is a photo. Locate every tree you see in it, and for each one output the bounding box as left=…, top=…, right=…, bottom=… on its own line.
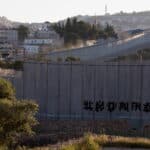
left=18, top=25, right=29, bottom=42
left=52, top=23, right=64, bottom=37
left=0, top=78, right=15, bottom=100
left=104, top=23, right=118, bottom=39
left=65, top=18, right=72, bottom=33
left=0, top=78, right=38, bottom=149
left=52, top=18, right=118, bottom=45
left=64, top=32, right=80, bottom=44
left=72, top=17, right=77, bottom=28
left=88, top=24, right=100, bottom=40
left=76, top=21, right=90, bottom=40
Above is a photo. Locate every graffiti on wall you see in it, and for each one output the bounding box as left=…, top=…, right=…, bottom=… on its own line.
left=83, top=100, right=150, bottom=112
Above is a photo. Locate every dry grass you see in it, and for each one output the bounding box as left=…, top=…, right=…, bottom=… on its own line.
left=95, top=134, right=150, bottom=148
left=15, top=134, right=150, bottom=150
left=61, top=134, right=150, bottom=150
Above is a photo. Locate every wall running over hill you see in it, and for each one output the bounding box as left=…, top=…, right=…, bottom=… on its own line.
left=48, top=33, right=150, bottom=61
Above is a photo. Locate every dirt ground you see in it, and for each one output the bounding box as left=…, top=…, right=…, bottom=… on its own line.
left=0, top=68, right=15, bottom=76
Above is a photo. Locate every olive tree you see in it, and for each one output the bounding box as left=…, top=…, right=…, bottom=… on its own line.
left=0, top=78, right=38, bottom=148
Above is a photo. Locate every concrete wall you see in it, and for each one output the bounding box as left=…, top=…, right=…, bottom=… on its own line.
left=48, top=33, right=150, bottom=61
left=7, top=62, right=150, bottom=127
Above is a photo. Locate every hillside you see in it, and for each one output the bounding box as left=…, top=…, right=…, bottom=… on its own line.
left=0, top=16, right=18, bottom=28
left=0, top=16, right=52, bottom=31
left=1, top=10, right=150, bottom=31
left=66, top=11, right=150, bottom=31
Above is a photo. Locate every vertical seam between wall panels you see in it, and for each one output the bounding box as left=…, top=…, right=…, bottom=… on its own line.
left=69, top=63, right=72, bottom=119
left=46, top=62, right=49, bottom=119
left=140, top=64, right=144, bottom=131
left=81, top=64, right=84, bottom=120
left=57, top=64, right=61, bottom=120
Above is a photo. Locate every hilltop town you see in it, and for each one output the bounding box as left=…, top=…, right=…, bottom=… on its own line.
left=0, top=11, right=150, bottom=62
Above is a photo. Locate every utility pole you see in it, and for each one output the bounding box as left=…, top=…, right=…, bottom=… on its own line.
left=94, top=13, right=97, bottom=26
left=105, top=5, right=108, bottom=16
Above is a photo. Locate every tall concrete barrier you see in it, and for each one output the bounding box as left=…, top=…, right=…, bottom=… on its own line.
left=48, top=33, right=150, bottom=61
left=6, top=62, right=150, bottom=127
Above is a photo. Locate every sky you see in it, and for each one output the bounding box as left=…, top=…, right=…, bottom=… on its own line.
left=0, top=0, right=150, bottom=23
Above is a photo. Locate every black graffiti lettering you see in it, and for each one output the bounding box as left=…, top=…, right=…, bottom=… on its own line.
left=83, top=101, right=89, bottom=110
left=95, top=101, right=104, bottom=112
left=143, top=103, right=150, bottom=112
left=131, top=102, right=141, bottom=111
left=107, top=102, right=117, bottom=112
left=119, top=102, right=129, bottom=112
left=83, top=101, right=93, bottom=111
left=83, top=100, right=150, bottom=113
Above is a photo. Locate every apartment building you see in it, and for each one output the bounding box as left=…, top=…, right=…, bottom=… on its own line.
left=24, top=38, right=53, bottom=45
left=23, top=38, right=54, bottom=54
left=0, top=28, right=18, bottom=46
left=34, top=30, right=60, bottom=39
left=0, top=28, right=18, bottom=58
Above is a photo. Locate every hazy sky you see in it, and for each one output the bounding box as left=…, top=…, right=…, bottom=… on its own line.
left=0, top=0, right=150, bottom=23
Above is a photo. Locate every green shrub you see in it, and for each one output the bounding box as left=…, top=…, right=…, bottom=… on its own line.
left=61, top=133, right=101, bottom=150
left=65, top=56, right=80, bottom=62
left=78, top=134, right=100, bottom=150
left=61, top=145, right=76, bottom=150
left=13, top=61, right=23, bottom=70
left=0, top=78, right=38, bottom=149
left=0, top=78, right=15, bottom=100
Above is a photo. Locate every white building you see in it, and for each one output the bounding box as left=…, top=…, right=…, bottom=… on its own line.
left=0, top=43, right=14, bottom=58
left=24, top=39, right=53, bottom=45
left=23, top=27, right=63, bottom=54
left=23, top=45, right=39, bottom=54
left=23, top=38, right=54, bottom=54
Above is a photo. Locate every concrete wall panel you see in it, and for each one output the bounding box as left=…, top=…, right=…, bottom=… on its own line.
left=7, top=62, right=150, bottom=124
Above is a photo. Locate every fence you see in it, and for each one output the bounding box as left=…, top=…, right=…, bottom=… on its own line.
left=6, top=61, right=150, bottom=127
